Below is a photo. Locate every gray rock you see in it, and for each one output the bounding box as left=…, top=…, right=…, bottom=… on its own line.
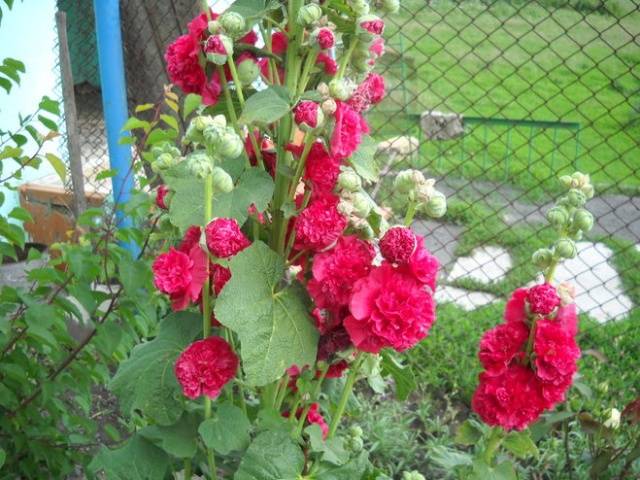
left=420, top=110, right=464, bottom=140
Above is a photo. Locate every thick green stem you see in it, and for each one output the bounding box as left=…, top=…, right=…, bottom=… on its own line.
left=297, top=48, right=319, bottom=95
left=337, top=37, right=358, bottom=79
left=183, top=458, right=192, bottom=479
left=545, top=256, right=560, bottom=284
left=328, top=353, right=364, bottom=438
left=226, top=57, right=245, bottom=106
left=404, top=200, right=417, bottom=226
left=288, top=134, right=315, bottom=197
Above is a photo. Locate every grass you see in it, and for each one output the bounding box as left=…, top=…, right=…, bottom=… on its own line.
left=369, top=0, right=640, bottom=198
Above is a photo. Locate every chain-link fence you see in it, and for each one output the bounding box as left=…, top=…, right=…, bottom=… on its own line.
left=54, top=1, right=639, bottom=331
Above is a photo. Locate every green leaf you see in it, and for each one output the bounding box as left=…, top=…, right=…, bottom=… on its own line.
left=306, top=425, right=349, bottom=466
left=119, top=259, right=151, bottom=296
left=45, top=153, right=66, bottom=182
left=4, top=57, right=24, bottom=72
left=0, top=447, right=5, bottom=469
left=134, top=103, right=155, bottom=113
left=167, top=165, right=274, bottom=232
left=472, top=459, right=517, bottom=480
left=96, top=168, right=117, bottom=181
left=8, top=206, right=32, bottom=222
left=239, top=87, right=290, bottom=125
left=380, top=350, right=416, bottom=401
left=198, top=403, right=251, bottom=455
left=0, top=145, right=21, bottom=160
left=109, top=312, right=201, bottom=425
left=139, top=412, right=200, bottom=459
left=314, top=451, right=370, bottom=480
left=88, top=434, right=170, bottom=480
left=429, top=446, right=473, bottom=470
left=122, top=117, right=150, bottom=132
left=38, top=115, right=58, bottom=132
left=502, top=431, right=538, bottom=459
left=39, top=96, right=60, bottom=115
left=183, top=93, right=202, bottom=119
left=454, top=420, right=483, bottom=446
left=349, top=136, right=379, bottom=183
left=216, top=241, right=318, bottom=386
left=234, top=430, right=304, bottom=480
left=0, top=65, right=20, bottom=84
left=0, top=76, right=12, bottom=93
left=160, top=114, right=178, bottom=131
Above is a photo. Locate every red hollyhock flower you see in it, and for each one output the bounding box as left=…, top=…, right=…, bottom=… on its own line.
left=245, top=130, right=277, bottom=177
left=294, top=101, right=321, bottom=129
left=330, top=101, right=369, bottom=161
left=379, top=226, right=416, bottom=264
left=303, top=142, right=341, bottom=194
left=211, top=263, right=231, bottom=295
left=317, top=326, right=352, bottom=360
left=271, top=31, right=288, bottom=54
left=360, top=19, right=385, bottom=35
left=527, top=283, right=561, bottom=315
left=308, top=235, right=375, bottom=309
left=205, top=34, right=230, bottom=56
left=239, top=30, right=258, bottom=45
left=556, top=302, right=578, bottom=337
left=317, top=28, right=335, bottom=49
left=188, top=11, right=216, bottom=40
left=472, top=365, right=546, bottom=431
left=478, top=321, right=529, bottom=376
left=155, top=184, right=169, bottom=210
left=174, top=336, right=238, bottom=399
left=345, top=263, right=436, bottom=353
left=152, top=245, right=208, bottom=311
left=316, top=53, right=338, bottom=75
left=306, top=403, right=329, bottom=439
left=201, top=71, right=222, bottom=106
left=369, top=37, right=385, bottom=64
left=294, top=192, right=347, bottom=251
left=178, top=225, right=202, bottom=253
left=165, top=34, right=206, bottom=94
left=504, top=288, right=529, bottom=324
left=348, top=73, right=386, bottom=113
left=406, top=237, right=440, bottom=292
left=325, top=360, right=349, bottom=379
left=205, top=218, right=251, bottom=258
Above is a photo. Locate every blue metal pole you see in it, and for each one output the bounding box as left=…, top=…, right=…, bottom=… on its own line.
left=93, top=0, right=139, bottom=257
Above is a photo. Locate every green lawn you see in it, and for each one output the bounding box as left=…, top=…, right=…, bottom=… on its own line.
left=370, top=0, right=640, bottom=197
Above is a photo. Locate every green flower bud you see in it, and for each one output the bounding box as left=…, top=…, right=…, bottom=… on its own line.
left=402, top=472, right=426, bottom=480
left=329, top=78, right=357, bottom=101
left=546, top=206, right=569, bottom=228
left=203, top=124, right=224, bottom=146
left=394, top=169, right=425, bottom=194
left=567, top=188, right=586, bottom=207
left=381, top=0, right=400, bottom=13
left=297, top=3, right=322, bottom=26
left=205, top=34, right=233, bottom=65
left=321, top=98, right=337, bottom=115
left=211, top=166, right=234, bottom=193
left=187, top=151, right=214, bottom=179
left=348, top=425, right=363, bottom=438
left=581, top=183, right=595, bottom=199
left=422, top=191, right=447, bottom=218
left=150, top=142, right=181, bottom=172
left=345, top=435, right=364, bottom=453
left=358, top=221, right=375, bottom=240
left=219, top=11, right=246, bottom=38
left=532, top=248, right=553, bottom=269
left=573, top=208, right=594, bottom=232
left=559, top=175, right=573, bottom=189
left=208, top=20, right=221, bottom=34
left=338, top=168, right=362, bottom=192
left=237, top=57, right=260, bottom=86
left=349, top=0, right=370, bottom=15
left=555, top=238, right=577, bottom=259
left=217, top=128, right=244, bottom=159
left=351, top=191, right=372, bottom=218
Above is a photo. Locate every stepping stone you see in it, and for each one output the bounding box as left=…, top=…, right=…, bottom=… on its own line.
left=376, top=136, right=419, bottom=159
left=435, top=286, right=498, bottom=311
left=548, top=242, right=633, bottom=323
left=448, top=245, right=512, bottom=284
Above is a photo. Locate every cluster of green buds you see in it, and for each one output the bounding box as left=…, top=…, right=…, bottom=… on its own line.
left=532, top=172, right=595, bottom=267
left=150, top=142, right=181, bottom=173
left=379, top=0, right=400, bottom=13
left=402, top=471, right=426, bottom=480
left=297, top=3, right=323, bottom=26
left=344, top=425, right=364, bottom=454
left=337, top=167, right=389, bottom=237
left=349, top=0, right=371, bottom=16
left=315, top=83, right=338, bottom=115
left=328, top=77, right=358, bottom=101
left=394, top=169, right=447, bottom=218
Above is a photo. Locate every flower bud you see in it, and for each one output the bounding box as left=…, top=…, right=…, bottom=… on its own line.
left=351, top=191, right=372, bottom=218
left=422, top=191, right=447, bottom=218
left=546, top=206, right=569, bottom=228
left=187, top=151, right=214, bottom=178
left=555, top=238, right=577, bottom=259
left=381, top=0, right=400, bottom=13
left=581, top=183, right=595, bottom=199
left=559, top=175, right=573, bottom=189
left=394, top=169, right=425, bottom=194
left=345, top=435, right=364, bottom=453
left=532, top=248, right=553, bottom=269
left=321, top=98, right=337, bottom=115
left=329, top=78, right=357, bottom=101
left=567, top=188, right=586, bottom=207
left=338, top=168, right=362, bottom=192
left=348, top=0, right=370, bottom=15
left=211, top=166, right=234, bottom=193
left=203, top=124, right=224, bottom=146
left=317, top=82, right=330, bottom=97
left=348, top=425, right=363, bottom=438
left=297, top=3, right=323, bottom=26
left=358, top=15, right=385, bottom=35
left=573, top=208, right=594, bottom=232
left=312, top=27, right=336, bottom=50
left=218, top=128, right=244, bottom=159
left=219, top=11, right=246, bottom=38
left=604, top=408, right=621, bottom=429
left=208, top=20, right=221, bottom=34
left=236, top=57, right=260, bottom=86
left=402, top=472, right=426, bottom=480
left=150, top=142, right=181, bottom=172
left=205, top=34, right=233, bottom=65
left=293, top=101, right=324, bottom=131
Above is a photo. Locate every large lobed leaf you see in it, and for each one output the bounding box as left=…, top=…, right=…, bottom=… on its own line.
left=215, top=241, right=318, bottom=386
left=88, top=434, right=170, bottom=480
left=109, top=312, right=201, bottom=426
left=234, top=430, right=304, bottom=480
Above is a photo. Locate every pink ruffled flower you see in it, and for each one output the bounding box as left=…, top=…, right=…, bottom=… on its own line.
left=246, top=130, right=277, bottom=177
left=344, top=263, right=436, bottom=353
left=504, top=288, right=529, bottom=324
left=152, top=245, right=208, bottom=311
left=330, top=101, right=369, bottom=161
left=316, top=53, right=338, bottom=75
left=478, top=321, right=529, bottom=376
left=369, top=37, right=385, bottom=63
left=211, top=263, right=231, bottom=296
left=174, top=336, right=238, bottom=399
left=155, top=184, right=169, bottom=210
left=306, top=403, right=329, bottom=439
left=205, top=35, right=229, bottom=56
left=294, top=101, right=321, bottom=129
left=205, top=218, right=251, bottom=258
left=188, top=11, right=216, bottom=40
left=472, top=365, right=546, bottom=431
left=294, top=193, right=347, bottom=251
left=178, top=226, right=202, bottom=253
left=379, top=226, right=416, bottom=264
left=556, top=302, right=578, bottom=337
left=527, top=283, right=561, bottom=315
left=271, top=31, right=288, bottom=54
left=406, top=237, right=440, bottom=292
left=308, top=235, right=375, bottom=309
left=316, top=27, right=335, bottom=49
left=165, top=34, right=206, bottom=94
left=360, top=19, right=385, bottom=35
left=303, top=142, right=341, bottom=193
left=348, top=73, right=386, bottom=113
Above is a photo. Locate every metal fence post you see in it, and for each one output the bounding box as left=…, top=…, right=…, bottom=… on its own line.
left=93, top=0, right=139, bottom=257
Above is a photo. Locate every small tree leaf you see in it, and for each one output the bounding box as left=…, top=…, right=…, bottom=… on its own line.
left=44, top=153, right=66, bottom=182
left=183, top=93, right=202, bottom=119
